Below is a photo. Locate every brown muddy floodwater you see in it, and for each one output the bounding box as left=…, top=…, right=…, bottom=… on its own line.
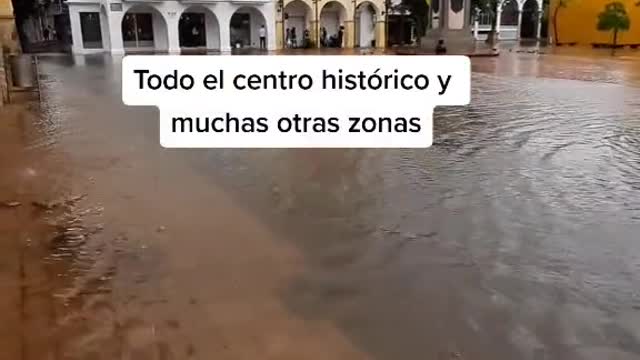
left=1, top=51, right=640, bottom=360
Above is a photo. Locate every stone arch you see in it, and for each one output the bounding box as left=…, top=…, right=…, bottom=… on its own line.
left=355, top=1, right=379, bottom=48
left=520, top=0, right=538, bottom=38
left=319, top=0, right=349, bottom=47
left=500, top=0, right=518, bottom=26
left=230, top=5, right=269, bottom=49
left=178, top=5, right=220, bottom=50
left=283, top=0, right=313, bottom=47
left=121, top=4, right=169, bottom=52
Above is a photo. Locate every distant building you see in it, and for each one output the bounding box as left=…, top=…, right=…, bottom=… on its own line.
left=277, top=0, right=387, bottom=49
left=67, top=0, right=277, bottom=54
left=550, top=0, right=640, bottom=46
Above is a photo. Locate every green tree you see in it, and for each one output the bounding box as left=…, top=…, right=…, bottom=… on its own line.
left=398, top=0, right=430, bottom=39
left=11, top=0, right=53, bottom=48
left=597, top=1, right=630, bottom=55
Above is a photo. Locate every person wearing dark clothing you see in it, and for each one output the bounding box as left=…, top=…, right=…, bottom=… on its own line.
left=303, top=29, right=310, bottom=48
left=290, top=27, right=297, bottom=48
left=436, top=39, right=447, bottom=54
left=320, top=27, right=327, bottom=47
left=259, top=25, right=266, bottom=49
left=337, top=26, right=344, bottom=48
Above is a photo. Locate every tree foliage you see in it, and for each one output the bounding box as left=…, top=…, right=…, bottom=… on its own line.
left=597, top=2, right=630, bottom=33
left=597, top=1, right=630, bottom=54
left=12, top=0, right=52, bottom=24
left=398, top=0, right=430, bottom=38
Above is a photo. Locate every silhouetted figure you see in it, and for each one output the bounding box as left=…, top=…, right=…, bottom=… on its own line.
left=436, top=39, right=447, bottom=55
left=337, top=26, right=344, bottom=48
left=320, top=27, right=327, bottom=47
left=291, top=27, right=297, bottom=48
left=285, top=28, right=291, bottom=48
left=303, top=29, right=310, bottom=48
left=259, top=25, right=266, bottom=49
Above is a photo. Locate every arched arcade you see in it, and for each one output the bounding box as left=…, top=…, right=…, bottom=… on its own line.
left=67, top=0, right=277, bottom=54
left=277, top=0, right=386, bottom=49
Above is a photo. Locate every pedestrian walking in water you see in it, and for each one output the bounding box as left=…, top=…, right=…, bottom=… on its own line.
left=259, top=25, right=266, bottom=49
left=436, top=39, right=447, bottom=54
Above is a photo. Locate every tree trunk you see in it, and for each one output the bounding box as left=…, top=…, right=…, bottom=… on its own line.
left=612, top=28, right=618, bottom=56
left=553, top=6, right=560, bottom=44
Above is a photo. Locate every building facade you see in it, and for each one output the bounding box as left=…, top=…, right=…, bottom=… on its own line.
left=67, top=0, right=277, bottom=54
left=473, top=0, right=543, bottom=41
left=277, top=0, right=387, bottom=48
left=67, top=0, right=388, bottom=54
left=551, top=0, right=640, bottom=45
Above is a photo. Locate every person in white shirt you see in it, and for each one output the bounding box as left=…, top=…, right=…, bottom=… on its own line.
left=259, top=25, right=266, bottom=49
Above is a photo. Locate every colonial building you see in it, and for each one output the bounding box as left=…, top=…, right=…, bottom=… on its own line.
left=277, top=0, right=387, bottom=48
left=67, top=0, right=277, bottom=54
left=551, top=0, right=640, bottom=46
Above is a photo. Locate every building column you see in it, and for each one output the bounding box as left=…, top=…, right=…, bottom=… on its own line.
left=536, top=9, right=542, bottom=39
left=473, top=9, right=479, bottom=40
left=344, top=20, right=354, bottom=48
left=496, top=5, right=502, bottom=40
left=99, top=9, right=111, bottom=51
left=516, top=9, right=522, bottom=40
left=106, top=10, right=124, bottom=55
left=69, top=6, right=84, bottom=54
left=218, top=10, right=232, bottom=53
left=165, top=15, right=180, bottom=54
left=441, top=0, right=449, bottom=33
left=276, top=20, right=284, bottom=49
left=375, top=20, right=385, bottom=48
left=264, top=5, right=278, bottom=50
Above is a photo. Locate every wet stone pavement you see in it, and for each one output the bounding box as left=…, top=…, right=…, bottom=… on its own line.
left=0, top=50, right=640, bottom=360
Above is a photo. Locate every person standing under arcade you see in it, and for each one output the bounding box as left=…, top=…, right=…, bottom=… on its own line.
left=259, top=25, right=267, bottom=49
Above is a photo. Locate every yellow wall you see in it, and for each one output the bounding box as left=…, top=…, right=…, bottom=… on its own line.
left=0, top=0, right=13, bottom=17
left=551, top=0, right=640, bottom=45
left=0, top=0, right=19, bottom=52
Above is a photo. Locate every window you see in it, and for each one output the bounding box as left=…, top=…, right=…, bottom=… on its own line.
left=80, top=12, right=103, bottom=49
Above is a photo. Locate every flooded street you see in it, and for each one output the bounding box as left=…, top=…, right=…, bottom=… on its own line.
left=1, top=50, right=640, bottom=360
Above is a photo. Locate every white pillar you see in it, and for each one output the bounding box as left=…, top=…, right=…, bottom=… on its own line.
left=473, top=18, right=478, bottom=40
left=98, top=8, right=110, bottom=51
left=217, top=4, right=233, bottom=53
left=69, top=6, right=84, bottom=54
left=264, top=5, right=277, bottom=50
left=166, top=16, right=181, bottom=54
left=536, top=9, right=542, bottom=40
left=495, top=6, right=502, bottom=40
left=516, top=9, right=522, bottom=40
left=108, top=11, right=124, bottom=55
